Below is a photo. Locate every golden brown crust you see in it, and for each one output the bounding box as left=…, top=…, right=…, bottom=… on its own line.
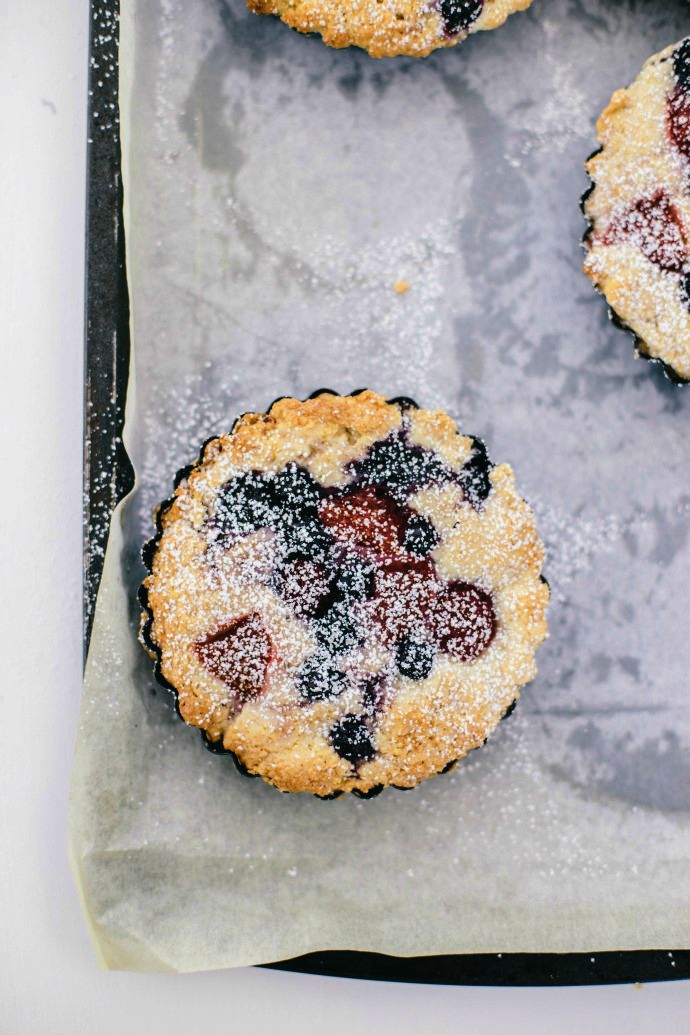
left=142, top=391, right=549, bottom=797
left=583, top=39, right=690, bottom=382
left=246, top=0, right=534, bottom=59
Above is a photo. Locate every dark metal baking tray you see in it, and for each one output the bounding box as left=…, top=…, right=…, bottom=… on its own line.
left=83, top=0, right=689, bottom=985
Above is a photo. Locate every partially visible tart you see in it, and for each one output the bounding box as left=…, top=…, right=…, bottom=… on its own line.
left=583, top=37, right=690, bottom=383
left=245, top=0, right=534, bottom=59
left=140, top=390, right=549, bottom=798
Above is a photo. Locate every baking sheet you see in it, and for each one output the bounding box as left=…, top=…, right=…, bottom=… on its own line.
left=72, top=0, right=690, bottom=972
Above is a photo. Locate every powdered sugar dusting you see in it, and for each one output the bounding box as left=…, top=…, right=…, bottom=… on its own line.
left=74, top=0, right=690, bottom=969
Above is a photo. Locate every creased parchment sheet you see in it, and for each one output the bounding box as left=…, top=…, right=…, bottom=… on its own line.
left=70, top=0, right=690, bottom=971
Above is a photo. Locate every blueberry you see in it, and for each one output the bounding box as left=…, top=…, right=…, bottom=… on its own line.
left=279, top=517, right=333, bottom=562
left=213, top=471, right=279, bottom=535
left=440, top=0, right=484, bottom=37
left=332, top=557, right=376, bottom=600
left=297, top=651, right=347, bottom=701
left=681, top=272, right=690, bottom=311
left=674, top=39, right=690, bottom=88
left=457, top=436, right=493, bottom=509
left=330, top=714, right=376, bottom=764
left=403, top=514, right=439, bottom=557
left=348, top=430, right=449, bottom=503
left=312, top=601, right=362, bottom=655
left=395, top=637, right=435, bottom=680
left=269, top=463, right=321, bottom=510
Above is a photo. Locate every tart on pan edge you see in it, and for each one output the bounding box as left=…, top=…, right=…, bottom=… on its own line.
left=246, top=0, right=534, bottom=59
left=140, top=389, right=549, bottom=798
left=583, top=37, right=690, bottom=384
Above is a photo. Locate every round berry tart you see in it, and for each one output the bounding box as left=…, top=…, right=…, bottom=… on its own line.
left=583, top=38, right=690, bottom=384
left=245, top=0, right=534, bottom=59
left=140, top=390, right=549, bottom=797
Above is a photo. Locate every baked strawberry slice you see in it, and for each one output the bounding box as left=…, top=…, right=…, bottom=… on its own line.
left=601, top=190, right=688, bottom=274
left=668, top=85, right=690, bottom=161
left=273, top=556, right=331, bottom=618
left=194, top=613, right=272, bottom=705
left=429, top=582, right=496, bottom=662
left=319, top=486, right=410, bottom=564
left=369, top=557, right=439, bottom=646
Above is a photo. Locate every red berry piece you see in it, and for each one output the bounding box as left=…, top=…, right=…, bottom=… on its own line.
left=601, top=191, right=688, bottom=273
left=430, top=582, right=496, bottom=661
left=370, top=558, right=439, bottom=645
left=273, top=556, right=331, bottom=618
left=668, top=86, right=690, bottom=161
left=319, top=486, right=409, bottom=564
left=194, top=613, right=272, bottom=704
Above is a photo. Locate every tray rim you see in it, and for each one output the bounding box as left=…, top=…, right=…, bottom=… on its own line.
left=83, top=0, right=689, bottom=987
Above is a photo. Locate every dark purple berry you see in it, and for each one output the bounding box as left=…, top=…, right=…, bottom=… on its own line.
left=330, top=714, right=376, bottom=765
left=440, top=0, right=484, bottom=37
left=681, top=272, right=690, bottom=311
left=332, top=557, right=376, bottom=600
left=213, top=471, right=279, bottom=538
left=673, top=39, right=690, bottom=88
left=268, top=463, right=321, bottom=510
left=297, top=650, right=347, bottom=701
left=347, top=430, right=450, bottom=504
left=457, top=437, right=493, bottom=509
left=395, top=636, right=435, bottom=680
left=279, top=517, right=333, bottom=562
left=601, top=191, right=688, bottom=274
left=668, top=85, right=690, bottom=161
left=403, top=514, right=439, bottom=557
left=312, top=600, right=362, bottom=655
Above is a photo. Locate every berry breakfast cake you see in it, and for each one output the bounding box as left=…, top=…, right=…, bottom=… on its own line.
left=139, top=390, right=549, bottom=798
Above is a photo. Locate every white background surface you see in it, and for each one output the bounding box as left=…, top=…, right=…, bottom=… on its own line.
left=1, top=2, right=689, bottom=1032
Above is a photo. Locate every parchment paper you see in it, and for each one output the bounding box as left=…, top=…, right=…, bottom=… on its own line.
left=71, top=0, right=690, bottom=971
